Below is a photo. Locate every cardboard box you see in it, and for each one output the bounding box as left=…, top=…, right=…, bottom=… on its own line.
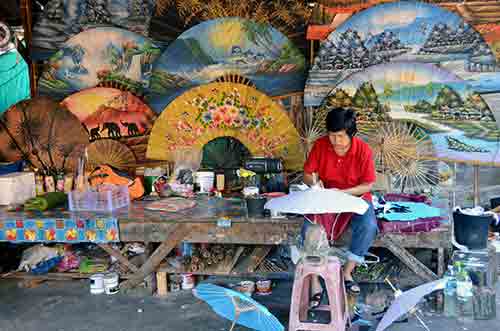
left=0, top=172, right=35, bottom=205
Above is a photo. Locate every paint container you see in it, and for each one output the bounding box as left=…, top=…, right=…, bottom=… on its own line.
left=238, top=281, right=255, bottom=297
left=104, top=272, right=119, bottom=295
left=195, top=171, right=214, bottom=193
left=44, top=175, right=55, bottom=192
left=90, top=273, right=105, bottom=295
left=181, top=273, right=195, bottom=290
left=256, top=279, right=272, bottom=296
left=216, top=174, right=225, bottom=191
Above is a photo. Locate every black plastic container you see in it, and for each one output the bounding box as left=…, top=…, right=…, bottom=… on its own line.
left=246, top=197, right=267, bottom=217
left=453, top=211, right=493, bottom=250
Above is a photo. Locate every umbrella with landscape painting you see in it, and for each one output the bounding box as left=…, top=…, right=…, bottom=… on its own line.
left=60, top=87, right=157, bottom=159
left=304, top=1, right=499, bottom=108
left=146, top=82, right=305, bottom=170
left=146, top=17, right=306, bottom=113
left=319, top=62, right=500, bottom=167
left=0, top=97, right=88, bottom=173
left=37, top=27, right=161, bottom=99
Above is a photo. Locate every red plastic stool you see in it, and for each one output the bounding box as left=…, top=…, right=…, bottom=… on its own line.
left=289, top=255, right=348, bottom=331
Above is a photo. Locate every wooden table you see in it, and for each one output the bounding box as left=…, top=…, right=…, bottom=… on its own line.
left=1, top=197, right=451, bottom=292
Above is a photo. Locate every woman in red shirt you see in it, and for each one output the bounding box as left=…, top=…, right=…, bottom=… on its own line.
left=303, top=108, right=377, bottom=296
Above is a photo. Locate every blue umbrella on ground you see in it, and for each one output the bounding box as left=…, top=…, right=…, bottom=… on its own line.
left=193, top=283, right=284, bottom=331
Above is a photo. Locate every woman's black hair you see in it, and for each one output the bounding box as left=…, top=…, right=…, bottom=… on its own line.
left=326, top=108, right=357, bottom=137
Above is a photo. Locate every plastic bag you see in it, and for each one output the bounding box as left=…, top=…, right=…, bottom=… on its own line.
left=171, top=149, right=202, bottom=185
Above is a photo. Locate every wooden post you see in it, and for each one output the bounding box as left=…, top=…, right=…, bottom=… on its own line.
left=473, top=165, right=480, bottom=206
left=20, top=0, right=36, bottom=97
left=156, top=271, right=168, bottom=297
left=310, top=40, right=315, bottom=65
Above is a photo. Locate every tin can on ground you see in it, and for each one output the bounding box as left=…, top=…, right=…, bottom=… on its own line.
left=256, top=279, right=272, bottom=296
left=181, top=273, right=195, bottom=290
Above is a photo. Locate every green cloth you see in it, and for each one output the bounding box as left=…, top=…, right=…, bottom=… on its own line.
left=0, top=49, right=30, bottom=114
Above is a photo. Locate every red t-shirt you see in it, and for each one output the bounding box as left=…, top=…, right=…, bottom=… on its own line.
left=304, top=136, right=376, bottom=201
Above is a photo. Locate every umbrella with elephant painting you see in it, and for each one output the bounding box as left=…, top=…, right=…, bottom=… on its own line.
left=60, top=87, right=157, bottom=159
left=0, top=97, right=88, bottom=173
left=146, top=82, right=305, bottom=170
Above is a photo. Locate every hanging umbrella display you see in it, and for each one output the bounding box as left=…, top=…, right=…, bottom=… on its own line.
left=304, top=1, right=498, bottom=108
left=85, top=139, right=137, bottom=171
left=320, top=62, right=500, bottom=165
left=193, top=283, right=284, bottom=331
left=146, top=17, right=306, bottom=113
left=37, top=27, right=161, bottom=99
left=365, top=121, right=440, bottom=192
left=0, top=97, right=88, bottom=173
left=146, top=82, right=305, bottom=170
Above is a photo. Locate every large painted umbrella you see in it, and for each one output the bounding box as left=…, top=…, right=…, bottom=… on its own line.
left=147, top=82, right=305, bottom=170
left=0, top=96, right=88, bottom=173
left=304, top=1, right=498, bottom=108
left=60, top=87, right=157, bottom=160
left=319, top=62, right=500, bottom=166
left=146, top=17, right=306, bottom=113
left=37, top=27, right=161, bottom=99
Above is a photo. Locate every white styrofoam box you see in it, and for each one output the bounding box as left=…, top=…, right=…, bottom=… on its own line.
left=0, top=172, right=36, bottom=205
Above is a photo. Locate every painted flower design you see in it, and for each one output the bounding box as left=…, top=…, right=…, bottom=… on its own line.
left=36, top=220, right=44, bottom=229
left=24, top=229, right=37, bottom=241
left=6, top=229, right=17, bottom=241
left=85, top=230, right=97, bottom=241
left=106, top=229, right=117, bottom=241
left=65, top=228, right=77, bottom=241
left=45, top=228, right=56, bottom=241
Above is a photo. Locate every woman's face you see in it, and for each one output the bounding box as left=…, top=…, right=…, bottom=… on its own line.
left=328, top=130, right=351, bottom=151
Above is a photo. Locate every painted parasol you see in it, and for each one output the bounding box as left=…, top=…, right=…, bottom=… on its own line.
left=37, top=27, right=161, bottom=99
left=85, top=139, right=137, bottom=171
left=146, top=82, right=305, bottom=170
left=264, top=186, right=369, bottom=215
left=146, top=17, right=306, bottom=113
left=304, top=1, right=498, bottom=108
left=0, top=96, right=88, bottom=173
left=60, top=87, right=157, bottom=159
left=319, top=62, right=500, bottom=166
left=193, top=283, right=284, bottom=331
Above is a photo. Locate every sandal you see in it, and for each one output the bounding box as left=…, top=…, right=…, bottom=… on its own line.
left=344, top=280, right=361, bottom=294
left=309, top=292, right=324, bottom=310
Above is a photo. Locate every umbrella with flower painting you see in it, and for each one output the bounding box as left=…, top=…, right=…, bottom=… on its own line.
left=146, top=82, right=304, bottom=170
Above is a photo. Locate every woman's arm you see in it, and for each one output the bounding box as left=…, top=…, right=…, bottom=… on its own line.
left=341, top=182, right=374, bottom=196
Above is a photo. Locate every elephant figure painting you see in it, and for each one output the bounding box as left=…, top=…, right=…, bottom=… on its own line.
left=120, top=121, right=140, bottom=136
left=101, top=122, right=121, bottom=139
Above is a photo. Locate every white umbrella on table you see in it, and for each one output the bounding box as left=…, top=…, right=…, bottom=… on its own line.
left=263, top=187, right=369, bottom=215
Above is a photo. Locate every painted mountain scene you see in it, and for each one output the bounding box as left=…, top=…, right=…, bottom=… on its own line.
left=322, top=62, right=500, bottom=164
left=305, top=1, right=499, bottom=107
left=147, top=18, right=306, bottom=113
left=61, top=88, right=156, bottom=158
left=38, top=27, right=161, bottom=99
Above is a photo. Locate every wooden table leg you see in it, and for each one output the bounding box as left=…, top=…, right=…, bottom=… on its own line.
left=382, top=236, right=439, bottom=282
left=98, top=244, right=139, bottom=273
left=120, top=224, right=190, bottom=290
left=436, top=247, right=446, bottom=310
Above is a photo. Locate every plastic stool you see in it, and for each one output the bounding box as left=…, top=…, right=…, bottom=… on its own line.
left=289, top=255, right=348, bottom=331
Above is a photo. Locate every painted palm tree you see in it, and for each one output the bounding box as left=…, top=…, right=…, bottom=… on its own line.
left=241, top=20, right=281, bottom=58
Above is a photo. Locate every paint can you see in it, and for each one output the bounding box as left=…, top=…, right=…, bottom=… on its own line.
left=181, top=273, right=195, bottom=290
left=255, top=279, right=272, bottom=296
left=237, top=281, right=255, bottom=297
left=104, top=272, right=119, bottom=295
left=195, top=171, right=214, bottom=193
left=90, top=273, right=105, bottom=295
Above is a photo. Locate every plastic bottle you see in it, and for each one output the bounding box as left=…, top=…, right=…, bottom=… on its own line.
left=455, top=262, right=474, bottom=323
left=444, top=265, right=457, bottom=317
